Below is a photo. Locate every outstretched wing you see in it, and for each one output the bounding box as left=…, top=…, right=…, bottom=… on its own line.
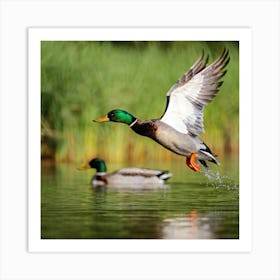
left=160, top=49, right=230, bottom=136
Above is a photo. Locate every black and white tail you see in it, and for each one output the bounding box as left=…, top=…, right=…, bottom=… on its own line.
left=199, top=142, right=219, bottom=168
left=157, top=171, right=172, bottom=181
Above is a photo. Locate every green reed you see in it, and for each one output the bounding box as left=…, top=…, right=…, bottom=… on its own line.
left=41, top=41, right=239, bottom=163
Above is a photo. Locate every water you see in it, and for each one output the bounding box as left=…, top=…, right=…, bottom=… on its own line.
left=41, top=156, right=239, bottom=239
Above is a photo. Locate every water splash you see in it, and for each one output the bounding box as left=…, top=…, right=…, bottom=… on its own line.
left=202, top=168, right=239, bottom=190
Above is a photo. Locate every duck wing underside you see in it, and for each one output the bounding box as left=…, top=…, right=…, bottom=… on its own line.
left=160, top=49, right=230, bottom=136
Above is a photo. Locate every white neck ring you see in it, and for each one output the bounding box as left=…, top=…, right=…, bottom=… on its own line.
left=96, top=172, right=106, bottom=176
left=129, top=119, right=138, bottom=127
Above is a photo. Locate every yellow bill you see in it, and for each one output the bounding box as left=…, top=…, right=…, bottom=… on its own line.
left=93, top=115, right=110, bottom=122
left=77, top=163, right=91, bottom=170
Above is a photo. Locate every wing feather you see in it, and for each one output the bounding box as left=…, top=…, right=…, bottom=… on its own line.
left=116, top=168, right=167, bottom=177
left=160, top=49, right=230, bottom=136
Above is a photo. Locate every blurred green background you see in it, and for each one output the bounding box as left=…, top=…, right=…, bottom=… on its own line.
left=41, top=41, right=239, bottom=164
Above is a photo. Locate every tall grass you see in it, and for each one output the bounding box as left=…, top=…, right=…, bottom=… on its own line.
left=41, top=41, right=239, bottom=164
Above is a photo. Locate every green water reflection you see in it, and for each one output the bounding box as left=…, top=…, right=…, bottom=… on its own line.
left=41, top=156, right=239, bottom=239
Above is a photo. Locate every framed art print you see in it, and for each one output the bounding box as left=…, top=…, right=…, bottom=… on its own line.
left=2, top=1, right=280, bottom=280
left=28, top=27, right=252, bottom=253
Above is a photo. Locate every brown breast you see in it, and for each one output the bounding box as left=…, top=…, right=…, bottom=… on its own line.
left=130, top=120, right=158, bottom=139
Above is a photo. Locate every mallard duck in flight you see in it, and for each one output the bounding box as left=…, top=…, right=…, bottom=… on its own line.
left=78, top=157, right=172, bottom=187
left=94, top=49, right=230, bottom=172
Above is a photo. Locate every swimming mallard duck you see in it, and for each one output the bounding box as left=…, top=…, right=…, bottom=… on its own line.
left=78, top=157, right=172, bottom=187
left=94, top=49, right=230, bottom=172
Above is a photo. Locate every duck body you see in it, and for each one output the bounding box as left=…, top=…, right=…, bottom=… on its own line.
left=92, top=167, right=172, bottom=187
left=131, top=119, right=217, bottom=167
left=131, top=119, right=199, bottom=156
left=79, top=158, right=172, bottom=188
left=94, top=49, right=229, bottom=172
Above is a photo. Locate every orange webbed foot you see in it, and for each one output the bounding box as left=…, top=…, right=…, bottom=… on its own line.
left=186, top=153, right=200, bottom=172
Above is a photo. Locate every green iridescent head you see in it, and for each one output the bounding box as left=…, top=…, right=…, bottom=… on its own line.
left=94, top=109, right=136, bottom=125
left=78, top=158, right=107, bottom=173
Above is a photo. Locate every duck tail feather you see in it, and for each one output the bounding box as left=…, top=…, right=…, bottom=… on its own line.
left=158, top=171, right=172, bottom=181
left=200, top=142, right=220, bottom=165
left=198, top=160, right=208, bottom=168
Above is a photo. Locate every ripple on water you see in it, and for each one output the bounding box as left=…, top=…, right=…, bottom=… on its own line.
left=202, top=169, right=239, bottom=190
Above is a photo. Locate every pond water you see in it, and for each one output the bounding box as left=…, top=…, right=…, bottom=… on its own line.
left=41, top=155, right=239, bottom=239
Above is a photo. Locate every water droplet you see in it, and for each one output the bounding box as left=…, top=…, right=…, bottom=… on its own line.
left=202, top=169, right=239, bottom=190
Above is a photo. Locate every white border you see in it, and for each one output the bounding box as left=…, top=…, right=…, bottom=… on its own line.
left=28, top=27, right=252, bottom=253
left=1, top=1, right=279, bottom=279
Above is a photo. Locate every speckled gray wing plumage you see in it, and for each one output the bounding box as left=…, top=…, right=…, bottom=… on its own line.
left=115, top=168, right=171, bottom=179
left=160, top=49, right=230, bottom=136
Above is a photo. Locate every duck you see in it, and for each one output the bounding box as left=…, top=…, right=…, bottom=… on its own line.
left=94, top=49, right=230, bottom=172
left=78, top=157, right=172, bottom=187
